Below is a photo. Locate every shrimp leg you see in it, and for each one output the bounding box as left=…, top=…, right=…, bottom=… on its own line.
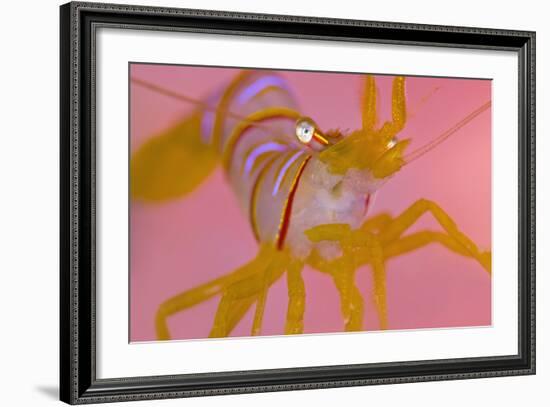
left=378, top=199, right=491, bottom=273
left=285, top=259, right=306, bottom=334
left=251, top=252, right=289, bottom=336
left=306, top=241, right=366, bottom=332
left=156, top=244, right=284, bottom=340
left=209, top=245, right=290, bottom=338
left=155, top=268, right=252, bottom=340
left=333, top=267, right=365, bottom=331
left=305, top=200, right=490, bottom=330
left=209, top=252, right=306, bottom=338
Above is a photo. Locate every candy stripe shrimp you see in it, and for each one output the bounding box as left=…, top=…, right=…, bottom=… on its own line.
left=131, top=70, right=491, bottom=340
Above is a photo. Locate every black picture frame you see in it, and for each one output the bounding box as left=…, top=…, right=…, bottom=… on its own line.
left=60, top=1, right=536, bottom=404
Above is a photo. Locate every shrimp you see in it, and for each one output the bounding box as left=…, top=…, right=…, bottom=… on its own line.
left=130, top=69, right=491, bottom=339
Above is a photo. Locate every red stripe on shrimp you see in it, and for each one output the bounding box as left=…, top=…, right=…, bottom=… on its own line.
left=276, top=156, right=312, bottom=250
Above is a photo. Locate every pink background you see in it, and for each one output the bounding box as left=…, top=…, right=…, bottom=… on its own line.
left=129, top=64, right=491, bottom=342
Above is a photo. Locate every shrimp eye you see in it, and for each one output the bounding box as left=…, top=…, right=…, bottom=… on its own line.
left=295, top=119, right=316, bottom=144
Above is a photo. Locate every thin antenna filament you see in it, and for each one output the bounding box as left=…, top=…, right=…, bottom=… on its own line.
left=131, top=77, right=291, bottom=135
left=404, top=101, right=491, bottom=164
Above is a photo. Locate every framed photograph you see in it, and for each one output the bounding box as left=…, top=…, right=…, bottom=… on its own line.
left=60, top=1, right=536, bottom=404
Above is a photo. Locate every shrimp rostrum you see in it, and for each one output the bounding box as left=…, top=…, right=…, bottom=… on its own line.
left=131, top=71, right=491, bottom=339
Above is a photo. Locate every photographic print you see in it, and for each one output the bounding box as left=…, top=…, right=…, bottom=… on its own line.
left=60, top=5, right=535, bottom=402
left=129, top=63, right=492, bottom=342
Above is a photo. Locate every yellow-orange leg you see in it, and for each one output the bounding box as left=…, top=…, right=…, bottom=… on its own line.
left=306, top=224, right=388, bottom=329
left=374, top=227, right=489, bottom=329
left=378, top=199, right=491, bottom=273
left=362, top=243, right=388, bottom=330
left=306, top=200, right=490, bottom=331
left=360, top=213, right=393, bottom=234
left=332, top=266, right=364, bottom=331
left=284, top=259, right=306, bottom=334
left=384, top=230, right=471, bottom=259
left=225, top=297, right=258, bottom=336
left=155, top=265, right=255, bottom=340
left=209, top=246, right=290, bottom=338
left=363, top=202, right=490, bottom=328
left=156, top=244, right=281, bottom=340
left=306, top=243, right=365, bottom=332
left=211, top=250, right=301, bottom=338
left=251, top=251, right=290, bottom=336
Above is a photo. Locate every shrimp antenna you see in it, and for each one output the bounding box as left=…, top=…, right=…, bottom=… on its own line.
left=403, top=100, right=491, bottom=165
left=131, top=77, right=291, bottom=135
